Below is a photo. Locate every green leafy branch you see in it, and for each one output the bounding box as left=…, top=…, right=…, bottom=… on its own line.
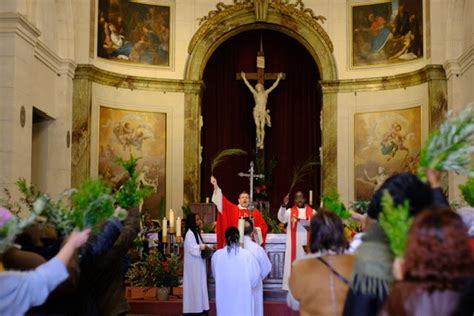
left=288, top=156, right=320, bottom=193
left=379, top=191, right=413, bottom=257
left=350, top=200, right=370, bottom=214
left=210, top=148, right=247, bottom=175
left=0, top=195, right=47, bottom=253
left=459, top=176, right=474, bottom=207
left=321, top=191, right=351, bottom=220
left=115, top=155, right=155, bottom=209
left=417, top=103, right=474, bottom=179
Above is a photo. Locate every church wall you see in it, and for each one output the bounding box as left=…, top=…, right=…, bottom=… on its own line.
left=336, top=83, right=429, bottom=205
left=2, top=0, right=471, bottom=211
left=0, top=13, right=38, bottom=200
left=0, top=1, right=76, bottom=208
left=89, top=84, right=185, bottom=216
left=72, top=0, right=92, bottom=64
left=444, top=0, right=474, bottom=202
left=83, top=0, right=450, bottom=81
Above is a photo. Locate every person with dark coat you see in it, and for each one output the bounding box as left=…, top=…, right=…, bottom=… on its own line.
left=343, top=170, right=448, bottom=316
left=85, top=207, right=140, bottom=316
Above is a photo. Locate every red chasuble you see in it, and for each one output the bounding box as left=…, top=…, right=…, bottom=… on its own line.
left=290, top=205, right=313, bottom=263
left=216, top=194, right=268, bottom=249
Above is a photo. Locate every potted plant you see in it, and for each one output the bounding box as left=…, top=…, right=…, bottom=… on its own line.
left=125, top=259, right=156, bottom=300
left=150, top=251, right=181, bottom=301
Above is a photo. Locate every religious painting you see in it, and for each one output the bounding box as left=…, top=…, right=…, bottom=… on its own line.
left=97, top=0, right=173, bottom=67
left=98, top=106, right=166, bottom=217
left=350, top=0, right=424, bottom=68
left=354, top=106, right=421, bottom=200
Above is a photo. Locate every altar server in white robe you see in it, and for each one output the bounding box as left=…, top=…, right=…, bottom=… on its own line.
left=183, top=213, right=210, bottom=314
left=212, top=226, right=261, bottom=316
left=278, top=191, right=316, bottom=290
left=243, top=219, right=272, bottom=316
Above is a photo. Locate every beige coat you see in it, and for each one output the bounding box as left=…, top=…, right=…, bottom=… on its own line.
left=289, top=253, right=354, bottom=316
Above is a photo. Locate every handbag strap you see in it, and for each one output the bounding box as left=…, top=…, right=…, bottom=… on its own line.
left=317, top=257, right=349, bottom=285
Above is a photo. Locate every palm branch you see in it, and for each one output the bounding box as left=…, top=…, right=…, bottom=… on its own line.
left=288, top=156, right=320, bottom=193
left=210, top=148, right=247, bottom=174
left=417, top=103, right=474, bottom=179
left=379, top=191, right=413, bottom=257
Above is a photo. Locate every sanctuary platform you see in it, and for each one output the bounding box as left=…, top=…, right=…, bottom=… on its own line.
left=129, top=233, right=295, bottom=315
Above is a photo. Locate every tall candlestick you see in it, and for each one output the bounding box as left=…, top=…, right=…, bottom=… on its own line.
left=238, top=218, right=245, bottom=246
left=176, top=217, right=181, bottom=237
left=309, top=190, right=313, bottom=206
left=169, top=209, right=175, bottom=228
left=162, top=217, right=168, bottom=242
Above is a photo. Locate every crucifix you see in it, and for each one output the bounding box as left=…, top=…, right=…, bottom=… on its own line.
left=238, top=161, right=265, bottom=211
left=236, top=38, right=286, bottom=150
left=238, top=161, right=265, bottom=245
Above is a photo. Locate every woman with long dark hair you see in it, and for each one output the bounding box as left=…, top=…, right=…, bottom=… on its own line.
left=287, top=209, right=354, bottom=316
left=212, top=226, right=260, bottom=315
left=380, top=207, right=474, bottom=315
left=183, top=213, right=209, bottom=315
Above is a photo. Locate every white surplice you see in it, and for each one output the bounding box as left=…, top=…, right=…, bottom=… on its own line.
left=244, top=236, right=272, bottom=316
left=278, top=206, right=316, bottom=290
left=212, top=246, right=261, bottom=316
left=183, top=230, right=209, bottom=313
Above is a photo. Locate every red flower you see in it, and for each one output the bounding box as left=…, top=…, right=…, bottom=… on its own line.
left=262, top=185, right=267, bottom=190
left=256, top=188, right=261, bottom=193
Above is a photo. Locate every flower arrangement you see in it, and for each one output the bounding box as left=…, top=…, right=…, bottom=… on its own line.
left=126, top=251, right=181, bottom=288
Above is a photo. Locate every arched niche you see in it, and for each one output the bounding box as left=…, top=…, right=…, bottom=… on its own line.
left=183, top=1, right=338, bottom=204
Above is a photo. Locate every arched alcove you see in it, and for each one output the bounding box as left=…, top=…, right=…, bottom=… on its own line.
left=183, top=1, right=338, bottom=204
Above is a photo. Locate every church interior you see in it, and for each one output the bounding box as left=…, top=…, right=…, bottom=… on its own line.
left=0, top=0, right=473, bottom=315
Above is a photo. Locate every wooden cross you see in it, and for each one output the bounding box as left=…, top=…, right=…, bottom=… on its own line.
left=235, top=49, right=286, bottom=85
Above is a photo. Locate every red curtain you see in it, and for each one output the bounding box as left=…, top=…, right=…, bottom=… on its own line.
left=200, top=29, right=322, bottom=215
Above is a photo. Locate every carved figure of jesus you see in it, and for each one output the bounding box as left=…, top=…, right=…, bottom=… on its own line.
left=241, top=71, right=283, bottom=149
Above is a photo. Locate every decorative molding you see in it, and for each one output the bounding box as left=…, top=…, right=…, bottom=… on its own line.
left=444, top=45, right=474, bottom=79
left=0, top=13, right=76, bottom=78
left=320, top=65, right=447, bottom=93
left=0, top=12, right=41, bottom=47
left=271, top=0, right=330, bottom=49
left=34, top=40, right=77, bottom=78
left=192, top=0, right=331, bottom=54
left=74, top=64, right=204, bottom=94
left=197, top=1, right=253, bottom=26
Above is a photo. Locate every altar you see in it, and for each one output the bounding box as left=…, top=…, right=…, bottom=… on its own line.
left=202, top=233, right=287, bottom=300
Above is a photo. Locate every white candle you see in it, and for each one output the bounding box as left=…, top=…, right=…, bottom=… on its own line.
left=162, top=217, right=167, bottom=242
left=205, top=197, right=210, bottom=203
left=169, top=209, right=175, bottom=228
left=176, top=217, right=181, bottom=237
left=238, top=218, right=245, bottom=245
left=309, top=190, right=313, bottom=206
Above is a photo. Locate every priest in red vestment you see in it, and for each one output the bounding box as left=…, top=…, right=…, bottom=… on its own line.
left=211, top=176, right=268, bottom=249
